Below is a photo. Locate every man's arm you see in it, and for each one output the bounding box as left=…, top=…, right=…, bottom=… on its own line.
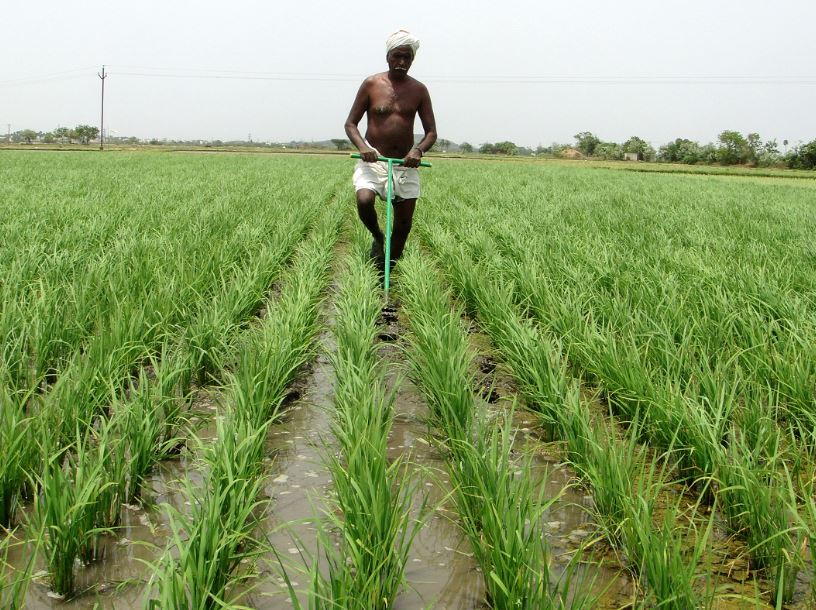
left=403, top=85, right=437, bottom=168
left=344, top=79, right=378, bottom=162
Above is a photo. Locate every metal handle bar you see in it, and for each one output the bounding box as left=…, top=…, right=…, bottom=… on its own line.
left=350, top=152, right=432, bottom=167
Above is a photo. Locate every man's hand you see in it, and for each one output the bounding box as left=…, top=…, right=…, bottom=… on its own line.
left=360, top=145, right=379, bottom=163
left=403, top=147, right=422, bottom=168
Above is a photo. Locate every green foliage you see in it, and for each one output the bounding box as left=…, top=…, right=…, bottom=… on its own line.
left=787, top=138, right=816, bottom=169
left=717, top=129, right=750, bottom=165
left=574, top=131, right=600, bottom=156
left=479, top=141, right=519, bottom=155
left=72, top=124, right=100, bottom=144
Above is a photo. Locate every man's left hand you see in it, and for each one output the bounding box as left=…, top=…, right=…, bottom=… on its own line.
left=403, top=148, right=422, bottom=168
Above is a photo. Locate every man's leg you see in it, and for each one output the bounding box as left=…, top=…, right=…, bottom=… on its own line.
left=356, top=188, right=384, bottom=243
left=356, top=188, right=386, bottom=269
left=389, top=198, right=416, bottom=263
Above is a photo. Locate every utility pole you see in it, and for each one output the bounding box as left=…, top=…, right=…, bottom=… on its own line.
left=6, top=124, right=10, bottom=144
left=98, top=65, right=107, bottom=150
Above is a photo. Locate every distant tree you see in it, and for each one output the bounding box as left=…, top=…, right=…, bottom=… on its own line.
left=437, top=138, right=450, bottom=152
left=787, top=139, right=816, bottom=170
left=594, top=142, right=622, bottom=160
left=756, top=139, right=780, bottom=167
left=19, top=129, right=37, bottom=144
left=42, top=132, right=55, bottom=144
left=73, top=125, right=99, bottom=144
left=459, top=142, right=473, bottom=154
left=479, top=142, right=495, bottom=154
left=574, top=131, right=600, bottom=157
left=746, top=132, right=762, bottom=165
left=699, top=143, right=718, bottom=164
left=717, top=130, right=749, bottom=165
left=53, top=127, right=71, bottom=143
left=622, top=136, right=655, bottom=160
left=492, top=141, right=518, bottom=155
left=330, top=138, right=351, bottom=151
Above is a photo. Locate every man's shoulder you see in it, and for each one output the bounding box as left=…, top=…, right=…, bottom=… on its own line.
left=404, top=75, right=428, bottom=93
left=363, top=72, right=389, bottom=84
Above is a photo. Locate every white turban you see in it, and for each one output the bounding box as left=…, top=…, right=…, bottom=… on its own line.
left=386, top=29, right=420, bottom=55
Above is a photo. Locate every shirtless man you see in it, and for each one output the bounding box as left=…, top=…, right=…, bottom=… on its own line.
left=344, top=29, right=437, bottom=272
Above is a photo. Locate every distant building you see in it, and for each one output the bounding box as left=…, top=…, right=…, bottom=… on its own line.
left=624, top=152, right=641, bottom=161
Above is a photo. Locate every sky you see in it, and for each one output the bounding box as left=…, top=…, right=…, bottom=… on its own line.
left=1, top=0, right=815, bottom=148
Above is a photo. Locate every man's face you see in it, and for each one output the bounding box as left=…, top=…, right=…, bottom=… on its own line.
left=387, top=46, right=414, bottom=77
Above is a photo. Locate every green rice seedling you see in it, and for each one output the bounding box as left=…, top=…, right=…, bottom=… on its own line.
left=449, top=410, right=592, bottom=609
left=147, top=413, right=270, bottom=609
left=417, top=231, right=569, bottom=433
left=398, top=251, right=474, bottom=444
left=619, top=455, right=715, bottom=610
left=153, top=347, right=196, bottom=455
left=313, top=231, right=424, bottom=608
left=31, top=434, right=112, bottom=596
left=717, top=433, right=801, bottom=604
left=326, top=374, right=424, bottom=609
left=89, top=415, right=128, bottom=531
left=573, top=418, right=642, bottom=547
left=400, top=240, right=593, bottom=607
left=117, top=373, right=165, bottom=502
left=0, top=383, right=37, bottom=527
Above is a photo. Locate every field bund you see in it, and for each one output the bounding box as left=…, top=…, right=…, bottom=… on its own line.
left=1, top=150, right=816, bottom=609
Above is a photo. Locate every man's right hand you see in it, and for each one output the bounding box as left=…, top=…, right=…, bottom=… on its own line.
left=359, top=146, right=379, bottom=163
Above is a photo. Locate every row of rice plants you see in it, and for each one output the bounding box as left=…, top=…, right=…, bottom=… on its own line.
left=0, top=208, right=314, bottom=540
left=280, top=224, right=421, bottom=609
left=147, top=206, right=343, bottom=608
left=0, top=153, right=344, bottom=402
left=0, top=192, right=336, bottom=541
left=418, top=227, right=719, bottom=608
left=487, top=235, right=806, bottom=603
left=424, top=163, right=815, bottom=446
left=397, top=245, right=588, bottom=609
left=419, top=168, right=812, bottom=604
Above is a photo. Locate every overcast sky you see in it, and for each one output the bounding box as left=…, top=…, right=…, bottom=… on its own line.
left=2, top=0, right=814, bottom=148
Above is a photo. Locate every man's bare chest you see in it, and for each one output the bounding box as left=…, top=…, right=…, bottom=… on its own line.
left=368, top=82, right=420, bottom=118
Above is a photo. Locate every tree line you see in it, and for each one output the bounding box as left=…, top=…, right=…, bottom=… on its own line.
left=474, top=131, right=816, bottom=170
left=5, top=125, right=100, bottom=145
left=7, top=126, right=815, bottom=170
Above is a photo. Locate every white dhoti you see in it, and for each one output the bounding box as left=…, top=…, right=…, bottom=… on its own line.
left=353, top=160, right=420, bottom=201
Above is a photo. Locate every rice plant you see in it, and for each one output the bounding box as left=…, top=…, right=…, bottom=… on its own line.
left=0, top=382, right=36, bottom=528
left=293, top=226, right=423, bottom=609
left=31, top=433, right=113, bottom=596
left=147, top=423, right=270, bottom=609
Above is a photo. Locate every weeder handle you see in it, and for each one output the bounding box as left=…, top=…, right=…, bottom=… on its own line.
left=351, top=153, right=432, bottom=168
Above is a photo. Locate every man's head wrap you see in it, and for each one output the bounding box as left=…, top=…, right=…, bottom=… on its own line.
left=386, top=29, right=420, bottom=56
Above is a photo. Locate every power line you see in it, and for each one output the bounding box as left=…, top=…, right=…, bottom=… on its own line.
left=108, top=70, right=816, bottom=85
left=0, top=67, right=97, bottom=87
left=2, top=65, right=815, bottom=88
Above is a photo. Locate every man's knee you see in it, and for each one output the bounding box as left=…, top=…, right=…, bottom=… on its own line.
left=356, top=189, right=376, bottom=209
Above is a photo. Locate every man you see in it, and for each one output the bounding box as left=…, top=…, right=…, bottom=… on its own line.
left=344, top=29, right=437, bottom=273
